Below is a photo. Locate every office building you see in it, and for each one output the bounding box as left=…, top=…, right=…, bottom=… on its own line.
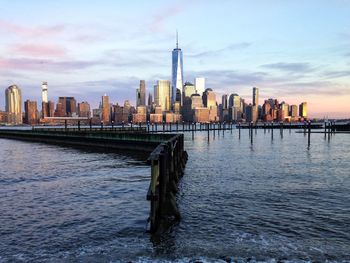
left=42, top=82, right=48, bottom=103
left=299, top=102, right=308, bottom=119
left=172, top=32, right=183, bottom=105
left=5, top=85, right=22, bottom=124
left=194, top=77, right=205, bottom=96
left=78, top=101, right=91, bottom=118
left=24, top=100, right=38, bottom=125
left=101, top=95, right=110, bottom=124
left=136, top=80, right=146, bottom=107
left=154, top=80, right=171, bottom=112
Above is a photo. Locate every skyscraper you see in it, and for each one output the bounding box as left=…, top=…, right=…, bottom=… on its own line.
left=101, top=94, right=110, bottom=124
left=154, top=80, right=171, bottom=112
left=171, top=32, right=183, bottom=106
left=194, top=77, right=205, bottom=95
left=299, top=102, right=308, bottom=118
left=24, top=100, right=38, bottom=125
left=252, top=87, right=259, bottom=122
left=42, top=82, right=48, bottom=103
left=56, top=97, right=77, bottom=117
left=5, top=85, right=22, bottom=124
left=136, top=80, right=146, bottom=106
left=253, top=87, right=259, bottom=106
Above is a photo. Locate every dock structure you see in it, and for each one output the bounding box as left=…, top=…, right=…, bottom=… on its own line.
left=0, top=127, right=188, bottom=233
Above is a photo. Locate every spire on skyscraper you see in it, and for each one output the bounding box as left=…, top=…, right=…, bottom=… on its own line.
left=176, top=30, right=178, bottom=49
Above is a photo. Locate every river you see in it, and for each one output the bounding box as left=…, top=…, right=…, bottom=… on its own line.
left=0, top=128, right=349, bottom=262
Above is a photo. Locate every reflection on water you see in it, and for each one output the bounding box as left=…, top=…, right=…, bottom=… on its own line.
left=0, top=129, right=349, bottom=262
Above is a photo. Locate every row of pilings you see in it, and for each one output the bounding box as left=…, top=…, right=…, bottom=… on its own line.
left=146, top=134, right=188, bottom=233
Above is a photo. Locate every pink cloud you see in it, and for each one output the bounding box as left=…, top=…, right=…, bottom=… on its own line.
left=0, top=19, right=65, bottom=37
left=0, top=57, right=98, bottom=72
left=149, top=5, right=184, bottom=33
left=11, top=44, right=67, bottom=57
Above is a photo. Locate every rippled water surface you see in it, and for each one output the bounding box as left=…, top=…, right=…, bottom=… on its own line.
left=0, top=129, right=349, bottom=262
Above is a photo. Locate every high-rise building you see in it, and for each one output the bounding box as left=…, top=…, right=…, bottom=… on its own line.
left=5, top=85, right=22, bottom=124
left=253, top=87, right=259, bottom=106
left=172, top=32, right=183, bottom=105
left=154, top=80, right=171, bottom=112
left=202, top=88, right=216, bottom=108
left=24, top=100, right=38, bottom=125
left=78, top=101, right=91, bottom=118
left=202, top=88, right=218, bottom=121
left=299, top=102, right=307, bottom=118
left=56, top=97, right=77, bottom=117
left=252, top=87, right=259, bottom=122
left=101, top=95, right=110, bottom=124
left=222, top=94, right=229, bottom=110
left=194, top=77, right=205, bottom=95
left=290, top=105, right=298, bottom=118
left=228, top=94, right=241, bottom=121
left=148, top=92, right=153, bottom=106
left=183, top=82, right=196, bottom=98
left=42, top=82, right=48, bottom=103
left=136, top=80, right=146, bottom=107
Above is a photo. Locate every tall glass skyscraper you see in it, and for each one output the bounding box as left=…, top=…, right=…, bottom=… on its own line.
left=5, top=85, right=22, bottom=124
left=171, top=32, right=183, bottom=106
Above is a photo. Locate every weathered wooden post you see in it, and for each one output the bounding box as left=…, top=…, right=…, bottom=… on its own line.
left=192, top=123, right=194, bottom=140
left=308, top=120, right=311, bottom=146
left=238, top=122, right=241, bottom=139
left=78, top=120, right=81, bottom=131
left=207, top=123, right=210, bottom=142
left=163, top=121, right=165, bottom=132
left=64, top=119, right=67, bottom=131
left=122, top=121, right=124, bottom=131
left=251, top=122, right=253, bottom=144
left=131, top=121, right=133, bottom=129
left=100, top=121, right=103, bottom=131
left=271, top=121, right=274, bottom=140
left=176, top=121, right=178, bottom=132
left=155, top=122, right=158, bottom=132
left=147, top=121, right=150, bottom=133
left=89, top=118, right=92, bottom=130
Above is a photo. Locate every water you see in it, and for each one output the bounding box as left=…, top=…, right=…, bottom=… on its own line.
left=0, top=129, right=349, bottom=262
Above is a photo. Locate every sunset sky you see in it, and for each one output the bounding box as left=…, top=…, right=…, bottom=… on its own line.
left=0, top=0, right=349, bottom=118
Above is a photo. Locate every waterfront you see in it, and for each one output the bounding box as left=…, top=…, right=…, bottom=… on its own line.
left=0, top=129, right=349, bottom=262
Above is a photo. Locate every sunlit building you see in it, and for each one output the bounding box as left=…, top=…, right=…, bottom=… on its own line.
left=78, top=101, right=91, bottom=118
left=101, top=95, right=110, bottom=124
left=172, top=33, right=183, bottom=105
left=194, top=77, right=205, bottom=96
left=42, top=82, right=48, bottom=103
left=299, top=102, right=307, bottom=119
left=5, top=85, right=22, bottom=124
left=24, top=100, right=38, bottom=125
left=154, top=80, right=171, bottom=112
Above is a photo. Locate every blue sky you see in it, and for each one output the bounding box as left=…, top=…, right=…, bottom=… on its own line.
left=0, top=0, right=349, bottom=117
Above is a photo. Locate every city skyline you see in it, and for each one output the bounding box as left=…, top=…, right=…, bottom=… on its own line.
left=0, top=1, right=349, bottom=118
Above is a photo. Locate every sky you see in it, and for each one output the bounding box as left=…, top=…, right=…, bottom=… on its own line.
left=0, top=0, right=349, bottom=118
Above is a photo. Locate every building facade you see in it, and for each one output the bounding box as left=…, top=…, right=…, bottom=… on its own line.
left=171, top=34, right=183, bottom=105
left=5, top=85, right=22, bottom=124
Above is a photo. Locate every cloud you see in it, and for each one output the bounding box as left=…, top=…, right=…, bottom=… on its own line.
left=0, top=19, right=65, bottom=37
left=149, top=4, right=184, bottom=33
left=188, top=42, right=252, bottom=58
left=0, top=57, right=98, bottom=72
left=322, top=70, right=350, bottom=78
left=260, top=62, right=314, bottom=73
left=11, top=44, right=67, bottom=57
